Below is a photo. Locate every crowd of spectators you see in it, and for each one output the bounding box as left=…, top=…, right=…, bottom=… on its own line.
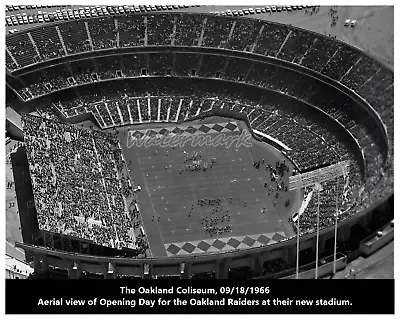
left=277, top=30, right=315, bottom=64
left=88, top=17, right=117, bottom=50
left=341, top=56, right=381, bottom=91
left=44, top=74, right=386, bottom=174
left=6, top=51, right=17, bottom=71
left=320, top=45, right=360, bottom=80
left=29, top=26, right=66, bottom=61
left=35, top=106, right=60, bottom=121
left=147, top=14, right=176, bottom=46
left=58, top=21, right=92, bottom=54
left=245, top=104, right=349, bottom=173
left=137, top=98, right=149, bottom=122
left=148, top=53, right=173, bottom=76
left=253, top=23, right=290, bottom=57
left=107, top=100, right=123, bottom=126
left=121, top=54, right=147, bottom=77
left=50, top=85, right=358, bottom=182
left=149, top=96, right=159, bottom=121
left=96, top=56, right=121, bottom=80
left=68, top=59, right=96, bottom=85
left=6, top=31, right=37, bottom=69
left=223, top=58, right=252, bottom=81
left=15, top=111, right=391, bottom=246
left=62, top=97, right=388, bottom=237
left=260, top=259, right=292, bottom=277
left=174, top=14, right=204, bottom=46
left=91, top=102, right=112, bottom=127
left=173, top=53, right=199, bottom=77
left=201, top=16, right=233, bottom=48
left=256, top=159, right=290, bottom=202
left=197, top=54, right=227, bottom=78
left=45, top=77, right=368, bottom=179
left=300, top=35, right=338, bottom=71
left=22, top=114, right=149, bottom=255
left=11, top=45, right=390, bottom=147
left=118, top=15, right=145, bottom=47
left=227, top=19, right=264, bottom=52
left=292, top=175, right=357, bottom=235
left=41, top=65, right=71, bottom=91
left=17, top=72, right=48, bottom=97
left=4, top=12, right=387, bottom=88
left=4, top=10, right=392, bottom=237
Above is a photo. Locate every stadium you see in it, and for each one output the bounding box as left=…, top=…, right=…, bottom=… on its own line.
left=5, top=5, right=393, bottom=279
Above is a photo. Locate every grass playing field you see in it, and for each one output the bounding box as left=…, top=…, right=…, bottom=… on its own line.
left=119, top=117, right=300, bottom=257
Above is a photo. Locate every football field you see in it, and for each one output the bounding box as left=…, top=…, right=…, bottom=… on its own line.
left=119, top=117, right=300, bottom=257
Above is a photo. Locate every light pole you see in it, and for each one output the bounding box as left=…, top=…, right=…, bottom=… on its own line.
left=314, top=183, right=322, bottom=279
left=333, top=176, right=339, bottom=274
left=296, top=205, right=300, bottom=279
left=333, top=165, right=347, bottom=274
left=296, top=173, right=305, bottom=280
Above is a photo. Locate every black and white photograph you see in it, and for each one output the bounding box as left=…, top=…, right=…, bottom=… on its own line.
left=4, top=1, right=395, bottom=314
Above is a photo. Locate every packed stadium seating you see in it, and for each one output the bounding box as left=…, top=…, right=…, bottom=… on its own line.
left=45, top=77, right=388, bottom=238
left=22, top=114, right=149, bottom=255
left=6, top=12, right=393, bottom=242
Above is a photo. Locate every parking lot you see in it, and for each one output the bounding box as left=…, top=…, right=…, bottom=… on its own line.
left=5, top=5, right=200, bottom=33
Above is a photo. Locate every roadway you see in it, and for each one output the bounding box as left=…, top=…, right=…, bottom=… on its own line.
left=332, top=240, right=394, bottom=279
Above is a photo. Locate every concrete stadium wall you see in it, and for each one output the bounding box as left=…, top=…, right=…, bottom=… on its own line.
left=360, top=221, right=394, bottom=256
left=283, top=255, right=347, bottom=279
